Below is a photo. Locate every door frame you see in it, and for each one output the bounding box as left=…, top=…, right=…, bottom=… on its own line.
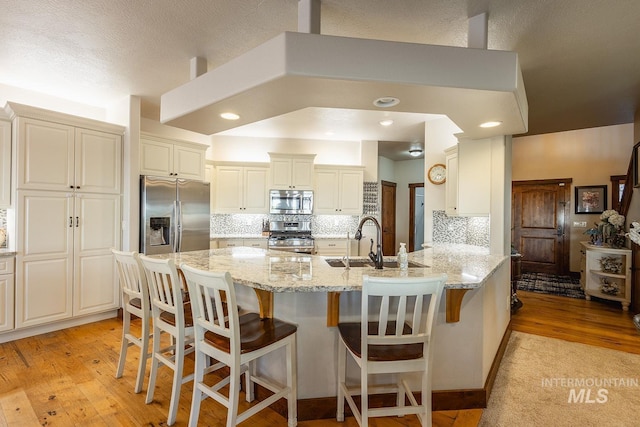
left=409, top=182, right=424, bottom=251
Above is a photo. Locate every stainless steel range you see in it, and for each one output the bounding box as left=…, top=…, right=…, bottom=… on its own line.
left=267, top=221, right=315, bottom=254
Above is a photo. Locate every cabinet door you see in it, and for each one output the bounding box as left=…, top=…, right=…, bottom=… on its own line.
left=315, top=239, right=348, bottom=256
left=73, top=194, right=121, bottom=316
left=75, top=128, right=122, bottom=194
left=314, top=169, right=339, bottom=214
left=0, top=257, right=14, bottom=332
left=0, top=120, right=10, bottom=207
left=338, top=169, right=363, bottom=215
left=16, top=191, right=74, bottom=328
left=445, top=147, right=458, bottom=216
left=243, top=167, right=269, bottom=213
left=457, top=140, right=491, bottom=216
left=205, top=163, right=215, bottom=213
left=292, top=158, right=314, bottom=189
left=270, top=157, right=292, bottom=189
left=140, top=138, right=173, bottom=177
left=214, top=166, right=244, bottom=212
left=16, top=118, right=75, bottom=191
left=173, top=144, right=205, bottom=180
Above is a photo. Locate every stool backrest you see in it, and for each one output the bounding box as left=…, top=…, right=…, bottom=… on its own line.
left=140, top=255, right=186, bottom=327
left=180, top=264, right=240, bottom=355
left=361, top=274, right=446, bottom=361
left=112, top=249, right=149, bottom=313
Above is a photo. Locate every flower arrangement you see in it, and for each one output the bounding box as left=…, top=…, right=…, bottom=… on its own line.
left=600, top=277, right=620, bottom=295
left=594, top=209, right=626, bottom=248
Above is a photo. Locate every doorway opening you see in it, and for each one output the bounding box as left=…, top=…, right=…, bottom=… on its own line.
left=409, top=183, right=424, bottom=251
left=381, top=180, right=396, bottom=256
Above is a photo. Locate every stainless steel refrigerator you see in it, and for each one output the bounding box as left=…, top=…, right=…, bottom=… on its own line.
left=140, top=175, right=210, bottom=255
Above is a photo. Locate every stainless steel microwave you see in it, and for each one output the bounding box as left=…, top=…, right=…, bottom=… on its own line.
left=269, top=189, right=313, bottom=214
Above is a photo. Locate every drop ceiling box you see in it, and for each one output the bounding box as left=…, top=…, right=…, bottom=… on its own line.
left=161, top=31, right=528, bottom=139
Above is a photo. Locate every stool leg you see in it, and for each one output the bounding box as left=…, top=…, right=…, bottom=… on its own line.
left=116, top=310, right=130, bottom=379
left=336, top=338, right=345, bottom=422
left=287, top=334, right=297, bottom=427
left=135, top=315, right=150, bottom=393
left=188, top=348, right=206, bottom=427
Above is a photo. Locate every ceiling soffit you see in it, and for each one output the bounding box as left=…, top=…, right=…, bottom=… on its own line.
left=161, top=31, right=528, bottom=139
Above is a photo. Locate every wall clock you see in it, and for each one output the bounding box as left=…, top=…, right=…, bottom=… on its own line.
left=428, top=163, right=446, bottom=185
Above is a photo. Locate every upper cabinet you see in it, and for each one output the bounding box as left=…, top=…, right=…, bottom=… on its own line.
left=444, top=140, right=491, bottom=216
left=268, top=153, right=315, bottom=190
left=212, top=162, right=269, bottom=214
left=0, top=120, right=10, bottom=207
left=314, top=165, right=364, bottom=215
left=14, top=117, right=122, bottom=194
left=140, top=133, right=207, bottom=180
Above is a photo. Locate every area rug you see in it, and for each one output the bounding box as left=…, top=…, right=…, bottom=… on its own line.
left=479, top=332, right=640, bottom=427
left=516, top=272, right=585, bottom=299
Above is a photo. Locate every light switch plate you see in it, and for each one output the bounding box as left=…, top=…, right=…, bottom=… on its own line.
left=573, top=221, right=587, bottom=227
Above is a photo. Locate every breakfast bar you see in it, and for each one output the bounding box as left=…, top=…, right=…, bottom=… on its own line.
left=151, top=243, right=511, bottom=412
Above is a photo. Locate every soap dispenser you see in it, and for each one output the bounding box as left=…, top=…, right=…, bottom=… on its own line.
left=398, top=242, right=408, bottom=271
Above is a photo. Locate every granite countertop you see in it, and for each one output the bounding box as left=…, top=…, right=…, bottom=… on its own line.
left=150, top=243, right=508, bottom=293
left=0, top=248, right=16, bottom=257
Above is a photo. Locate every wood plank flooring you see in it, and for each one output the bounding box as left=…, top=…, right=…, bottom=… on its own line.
left=1, top=290, right=638, bottom=426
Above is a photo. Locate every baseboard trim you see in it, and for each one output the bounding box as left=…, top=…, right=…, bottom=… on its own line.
left=256, top=324, right=513, bottom=421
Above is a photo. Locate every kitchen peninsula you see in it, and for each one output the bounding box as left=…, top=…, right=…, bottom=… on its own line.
left=151, top=243, right=511, bottom=413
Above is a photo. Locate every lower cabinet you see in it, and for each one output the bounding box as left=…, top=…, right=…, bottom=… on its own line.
left=15, top=191, right=121, bottom=329
left=580, top=241, right=631, bottom=311
left=0, top=257, right=14, bottom=332
left=314, top=239, right=359, bottom=256
left=216, top=238, right=268, bottom=249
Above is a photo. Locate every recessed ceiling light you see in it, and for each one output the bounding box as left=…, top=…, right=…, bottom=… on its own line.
left=220, top=112, right=240, bottom=120
left=480, top=121, right=502, bottom=128
left=373, top=97, right=400, bottom=108
left=409, top=148, right=423, bottom=157
left=379, top=119, right=394, bottom=126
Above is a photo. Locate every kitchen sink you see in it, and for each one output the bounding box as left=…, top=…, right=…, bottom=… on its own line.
left=324, top=258, right=427, bottom=268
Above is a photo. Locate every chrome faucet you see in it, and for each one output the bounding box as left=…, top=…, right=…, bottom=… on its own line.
left=354, top=215, right=384, bottom=269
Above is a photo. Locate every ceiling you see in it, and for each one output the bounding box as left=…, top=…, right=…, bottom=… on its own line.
left=1, top=0, right=639, bottom=161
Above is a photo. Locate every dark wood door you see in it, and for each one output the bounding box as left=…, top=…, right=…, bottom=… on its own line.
left=512, top=179, right=571, bottom=275
left=381, top=180, right=396, bottom=256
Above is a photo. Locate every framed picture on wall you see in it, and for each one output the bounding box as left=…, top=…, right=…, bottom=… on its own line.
left=575, top=185, right=607, bottom=214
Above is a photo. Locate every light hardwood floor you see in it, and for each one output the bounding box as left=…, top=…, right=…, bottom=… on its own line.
left=1, top=290, right=638, bottom=426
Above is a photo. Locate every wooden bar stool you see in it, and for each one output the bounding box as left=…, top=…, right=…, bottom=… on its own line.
left=140, top=255, right=195, bottom=426
left=180, top=263, right=298, bottom=427
left=112, top=249, right=152, bottom=393
left=336, top=274, right=446, bottom=427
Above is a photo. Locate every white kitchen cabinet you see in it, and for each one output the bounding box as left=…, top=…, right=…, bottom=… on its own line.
left=140, top=133, right=207, bottom=180
left=0, top=120, right=10, bottom=208
left=314, top=165, right=364, bottom=215
left=213, top=163, right=269, bottom=213
left=5, top=103, right=124, bottom=335
left=217, top=238, right=268, bottom=249
left=14, top=117, right=122, bottom=194
left=314, top=238, right=359, bottom=256
left=15, top=191, right=121, bottom=328
left=580, top=242, right=631, bottom=311
left=268, top=153, right=315, bottom=190
left=444, top=140, right=491, bottom=216
left=205, top=162, right=215, bottom=213
left=0, top=256, right=14, bottom=332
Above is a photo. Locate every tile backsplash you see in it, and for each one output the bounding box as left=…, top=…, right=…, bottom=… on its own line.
left=0, top=208, right=6, bottom=247
left=432, top=210, right=490, bottom=247
left=210, top=214, right=360, bottom=236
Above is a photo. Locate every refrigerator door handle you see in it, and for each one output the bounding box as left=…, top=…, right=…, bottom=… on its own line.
left=176, top=201, right=183, bottom=252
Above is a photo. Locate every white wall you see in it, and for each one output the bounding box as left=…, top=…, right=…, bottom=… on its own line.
left=210, top=134, right=361, bottom=165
